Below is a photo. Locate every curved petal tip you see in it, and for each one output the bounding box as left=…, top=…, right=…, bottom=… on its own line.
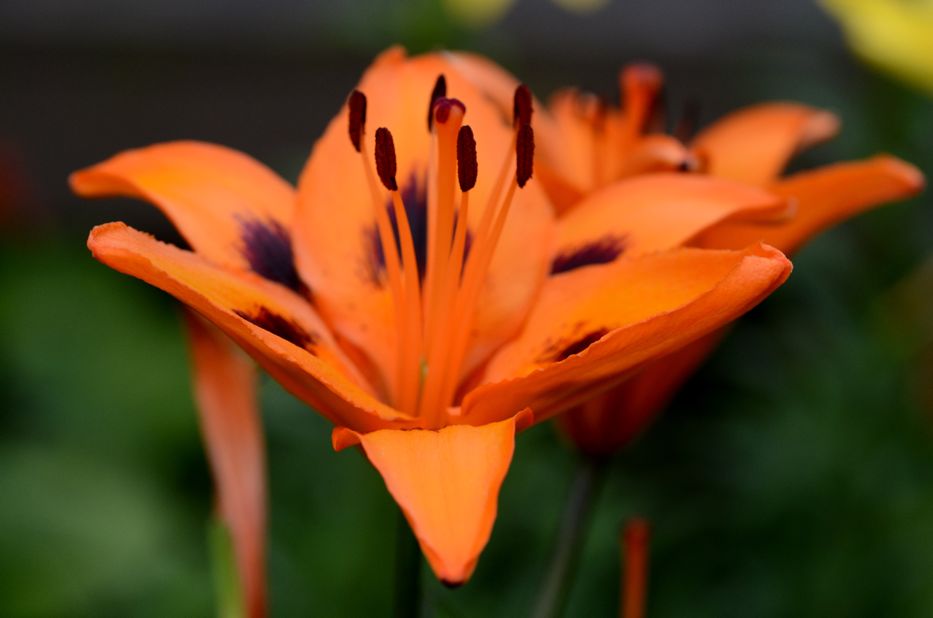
left=334, top=410, right=531, bottom=584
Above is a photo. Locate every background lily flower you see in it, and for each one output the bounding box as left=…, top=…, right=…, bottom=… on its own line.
left=520, top=63, right=926, bottom=455
left=73, top=47, right=793, bottom=585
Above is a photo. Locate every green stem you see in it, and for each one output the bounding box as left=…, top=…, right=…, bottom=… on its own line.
left=532, top=456, right=607, bottom=618
left=393, top=508, right=422, bottom=618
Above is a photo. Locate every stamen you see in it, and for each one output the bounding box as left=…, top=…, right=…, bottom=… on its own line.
left=347, top=90, right=367, bottom=152
left=430, top=119, right=524, bottom=411
left=622, top=518, right=650, bottom=618
left=435, top=172, right=518, bottom=410
left=620, top=63, right=663, bottom=138
left=427, top=74, right=447, bottom=130
left=388, top=188, right=424, bottom=414
left=370, top=125, right=424, bottom=409
left=516, top=124, right=535, bottom=188
left=349, top=103, right=405, bottom=403
left=374, top=127, right=399, bottom=191
left=579, top=94, right=608, bottom=186
left=513, top=84, right=533, bottom=127
left=457, top=126, right=478, bottom=192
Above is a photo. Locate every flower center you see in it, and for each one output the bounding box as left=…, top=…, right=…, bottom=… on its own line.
left=347, top=79, right=535, bottom=427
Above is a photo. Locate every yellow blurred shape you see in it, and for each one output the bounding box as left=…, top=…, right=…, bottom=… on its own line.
left=551, top=0, right=610, bottom=13
left=443, top=0, right=512, bottom=27
left=822, top=0, right=933, bottom=94
left=444, top=0, right=610, bottom=27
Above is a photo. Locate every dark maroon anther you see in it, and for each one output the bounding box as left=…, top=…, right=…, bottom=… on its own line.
left=374, top=127, right=398, bottom=191
left=427, top=74, right=447, bottom=130
left=457, top=126, right=478, bottom=192
left=513, top=84, right=533, bottom=128
left=348, top=90, right=367, bottom=152
left=516, top=123, right=534, bottom=188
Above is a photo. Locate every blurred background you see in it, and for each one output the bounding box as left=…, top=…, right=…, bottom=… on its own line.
left=1, top=0, right=931, bottom=615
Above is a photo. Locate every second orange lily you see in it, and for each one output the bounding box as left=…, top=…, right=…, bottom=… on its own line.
left=522, top=61, right=924, bottom=455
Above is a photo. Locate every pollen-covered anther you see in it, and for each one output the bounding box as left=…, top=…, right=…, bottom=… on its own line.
left=347, top=90, right=367, bottom=152
left=427, top=74, right=447, bottom=130
left=457, top=126, right=478, bottom=192
left=374, top=127, right=398, bottom=191
left=516, top=124, right=535, bottom=188
left=433, top=97, right=466, bottom=126
left=513, top=84, right=533, bottom=128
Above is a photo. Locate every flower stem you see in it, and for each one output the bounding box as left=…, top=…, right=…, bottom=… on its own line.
left=532, top=455, right=608, bottom=618
left=393, top=508, right=422, bottom=618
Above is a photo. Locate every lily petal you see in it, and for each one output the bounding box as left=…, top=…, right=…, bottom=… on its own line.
left=538, top=89, right=601, bottom=200
left=332, top=410, right=533, bottom=584
left=551, top=174, right=788, bottom=274
left=185, top=313, right=266, bottom=618
left=692, top=103, right=840, bottom=184
left=89, top=222, right=415, bottom=432
left=71, top=141, right=303, bottom=291
left=613, top=134, right=694, bottom=178
left=295, top=48, right=554, bottom=388
left=696, top=155, right=925, bottom=254
left=463, top=244, right=792, bottom=425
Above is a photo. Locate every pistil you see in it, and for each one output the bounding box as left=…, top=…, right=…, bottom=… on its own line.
left=423, top=98, right=466, bottom=357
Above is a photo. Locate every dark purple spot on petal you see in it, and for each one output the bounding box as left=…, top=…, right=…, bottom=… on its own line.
left=235, top=307, right=316, bottom=351
left=551, top=235, right=628, bottom=275
left=239, top=218, right=306, bottom=294
left=554, top=328, right=609, bottom=361
left=363, top=173, right=472, bottom=287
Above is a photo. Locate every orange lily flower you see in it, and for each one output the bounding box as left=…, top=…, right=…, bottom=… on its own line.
left=472, top=60, right=923, bottom=455
left=72, top=48, right=794, bottom=585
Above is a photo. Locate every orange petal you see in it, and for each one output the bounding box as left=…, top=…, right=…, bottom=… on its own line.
left=295, top=48, right=554, bottom=388
left=613, top=135, right=693, bottom=178
left=535, top=159, right=586, bottom=216
left=557, top=331, right=723, bottom=456
left=462, top=244, right=792, bottom=425
left=538, top=89, right=601, bottom=199
left=185, top=313, right=266, bottom=618
left=692, top=103, right=840, bottom=184
left=551, top=174, right=788, bottom=274
left=89, top=222, right=414, bottom=432
left=332, top=410, right=533, bottom=584
left=71, top=141, right=301, bottom=289
left=697, top=155, right=925, bottom=254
